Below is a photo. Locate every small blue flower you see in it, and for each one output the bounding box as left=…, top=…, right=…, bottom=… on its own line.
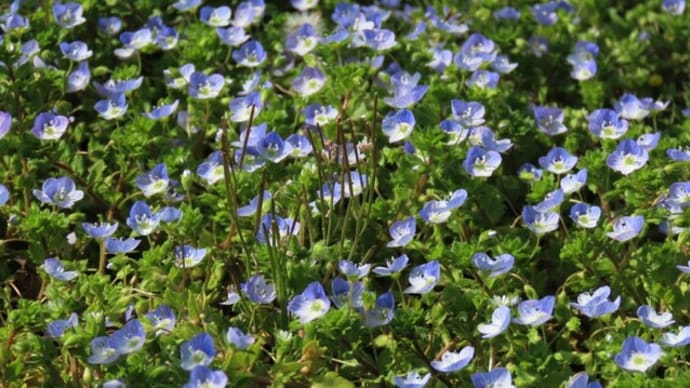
left=66, top=61, right=90, bottom=93
left=145, top=305, right=176, bottom=335
left=94, top=77, right=143, bottom=98
left=469, top=126, right=513, bottom=153
left=404, top=261, right=440, bottom=295
left=637, top=305, right=674, bottom=329
left=494, top=6, right=521, bottom=21
left=175, top=245, right=207, bottom=268
left=452, top=100, right=485, bottom=127
left=180, top=333, right=216, bottom=371
left=291, top=0, right=319, bottom=11
left=257, top=132, right=292, bottom=163
left=636, top=132, right=661, bottom=151
left=661, top=326, right=690, bottom=347
left=518, top=163, right=543, bottom=182
left=338, top=260, right=371, bottom=279
left=94, top=93, right=128, bottom=120
left=288, top=281, right=331, bottom=324
left=237, top=191, right=271, bottom=217
left=440, top=119, right=469, bottom=145
left=183, top=366, right=228, bottom=388
left=668, top=181, right=690, bottom=206
left=361, top=28, right=397, bottom=51
left=466, top=70, right=500, bottom=89
left=607, top=139, right=649, bottom=175
left=229, top=92, right=262, bottom=123
left=663, top=0, right=686, bottom=15
left=570, top=59, right=597, bottom=81
left=331, top=277, right=364, bottom=308
left=387, top=217, right=416, bottom=248
left=561, top=169, right=588, bottom=193
left=219, top=287, right=241, bottom=306
left=538, top=147, right=578, bottom=174
left=570, top=286, right=620, bottom=318
left=615, top=336, right=663, bottom=372
left=136, top=163, right=170, bottom=197
left=98, top=16, right=122, bottom=35
left=197, top=151, right=225, bottom=185
left=522, top=206, right=560, bottom=235
left=419, top=189, right=468, bottom=224
left=303, top=104, right=338, bottom=127
left=615, top=94, right=653, bottom=120
left=513, top=295, right=555, bottom=326
left=120, top=28, right=153, bottom=50
left=126, top=201, right=161, bottom=236
left=87, top=336, right=120, bottom=365
left=173, top=0, right=202, bottom=12
left=533, top=106, right=567, bottom=136
left=286, top=24, right=319, bottom=56
left=242, top=274, right=277, bottom=304
left=472, top=252, right=514, bottom=277
left=491, top=55, right=518, bottom=74
left=157, top=206, right=182, bottom=223
left=477, top=305, right=511, bottom=339
left=144, top=100, right=179, bottom=120
left=110, top=319, right=146, bottom=355
left=431, top=346, right=474, bottom=373
left=286, top=134, right=313, bottom=157
left=382, top=109, right=415, bottom=143
left=59, top=41, right=92, bottom=61
left=232, top=40, right=267, bottom=68
left=534, top=189, right=565, bottom=213
left=0, top=184, right=9, bottom=206
left=373, top=254, right=410, bottom=277
left=0, top=111, right=11, bottom=139
left=607, top=215, right=644, bottom=242
left=667, top=147, right=690, bottom=161
left=569, top=203, right=601, bottom=228
left=53, top=2, right=86, bottom=29
left=292, top=67, right=326, bottom=97
left=232, top=2, right=255, bottom=28
left=471, top=367, right=514, bottom=388
left=394, top=371, right=431, bottom=388
left=361, top=291, right=395, bottom=327
left=32, top=111, right=69, bottom=140
left=33, top=177, right=83, bottom=208
left=47, top=313, right=78, bottom=339
left=342, top=171, right=368, bottom=198
left=426, top=47, right=452, bottom=73
left=463, top=146, right=502, bottom=177
left=105, top=237, right=141, bottom=254
left=531, top=2, right=559, bottom=25
left=588, top=109, right=628, bottom=139
left=528, top=35, right=548, bottom=57
left=217, top=26, right=250, bottom=47
left=454, top=33, right=497, bottom=71
left=226, top=327, right=255, bottom=350
left=81, top=222, right=118, bottom=239
left=200, top=6, right=232, bottom=27
left=189, top=72, right=225, bottom=99
left=565, top=372, right=602, bottom=388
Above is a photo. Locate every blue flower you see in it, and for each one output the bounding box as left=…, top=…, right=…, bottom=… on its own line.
left=53, top=2, right=86, bottom=29
left=81, top=222, right=118, bottom=239
left=229, top=92, right=262, bottom=123
left=110, top=319, right=146, bottom=355
left=570, top=286, right=620, bottom=318
left=404, top=261, right=440, bottom=295
left=216, top=26, right=250, bottom=47
left=661, top=326, right=690, bottom=347
left=565, top=372, right=602, bottom=388
left=226, top=327, right=255, bottom=350
left=173, top=0, right=202, bottom=12
left=157, top=206, right=182, bottom=223
left=361, top=291, right=395, bottom=327
left=667, top=147, right=690, bottom=161
left=127, top=201, right=161, bottom=236
left=257, top=131, right=292, bottom=163
left=477, top=305, right=511, bottom=339
left=220, top=287, right=241, bottom=306
left=33, top=177, right=83, bottom=208
left=145, top=305, right=176, bottom=335
left=471, top=367, right=514, bottom=388
left=491, top=55, right=518, bottom=73
left=531, top=2, right=559, bottom=25
left=472, top=252, right=514, bottom=277
left=606, top=215, right=644, bottom=242
left=59, top=41, right=92, bottom=61
left=440, top=119, right=469, bottom=145
left=303, top=104, right=338, bottom=127
left=200, top=6, right=232, bottom=27
left=387, top=217, right=416, bottom=248
left=382, top=109, right=415, bottom=143
left=469, top=126, right=513, bottom=153
left=570, top=59, right=597, bottom=81
left=94, top=93, right=128, bottom=120
left=361, top=28, right=397, bottom=51
left=105, top=237, right=141, bottom=254
left=232, top=40, right=267, bottom=68
left=144, top=100, right=179, bottom=120
left=180, top=333, right=216, bottom=371
left=98, top=16, right=122, bottom=35
left=463, top=146, right=502, bottom=177
left=175, top=245, right=207, bottom=268
left=288, top=281, right=331, bottom=324
left=667, top=181, right=690, bottom=206
left=533, top=106, right=567, bottom=136
left=636, top=132, right=661, bottom=151
left=291, top=0, right=318, bottom=11
left=569, top=203, right=601, bottom=228
left=242, top=274, right=277, bottom=304
left=237, top=191, right=271, bottom=217
left=663, top=0, right=686, bottom=15
left=286, top=24, right=319, bottom=56
left=522, top=206, right=560, bottom=234
left=431, top=346, right=474, bottom=373
left=452, top=100, right=485, bottom=127
left=94, top=77, right=143, bottom=98
left=466, top=70, right=499, bottom=89
left=615, top=94, right=653, bottom=120
left=342, top=171, right=368, bottom=198
left=637, top=305, right=674, bottom=329
left=513, top=295, right=555, bottom=326
left=0, top=184, right=9, bottom=206
left=32, top=111, right=69, bottom=140
left=331, top=277, right=364, bottom=308
left=47, top=313, right=78, bottom=338
left=607, top=139, right=649, bottom=175
left=561, top=169, right=588, bottom=193
left=189, top=72, right=225, bottom=99
left=518, top=163, right=543, bottom=182
left=286, top=134, right=313, bottom=157
left=292, top=67, right=326, bottom=97
left=454, top=33, right=497, bottom=71
left=338, top=260, right=371, bottom=279
left=197, top=151, right=225, bottom=185
left=0, top=111, right=11, bottom=138
left=426, top=47, right=452, bottom=73
left=87, top=336, right=120, bottom=365
left=120, top=28, right=153, bottom=50
left=183, top=366, right=228, bottom=388
left=614, top=336, right=663, bottom=372
left=373, top=254, right=410, bottom=277
left=534, top=189, right=565, bottom=213
left=232, top=2, right=256, bottom=28
left=494, top=6, right=521, bottom=21
left=394, top=371, right=431, bottom=388
left=419, top=189, right=468, bottom=224
left=528, top=35, right=548, bottom=57
left=587, top=109, right=628, bottom=139
left=538, top=147, right=578, bottom=174
left=66, top=61, right=90, bottom=93
left=136, top=163, right=169, bottom=197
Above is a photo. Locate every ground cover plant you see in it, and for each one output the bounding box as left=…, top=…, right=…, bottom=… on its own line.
left=1, top=0, right=690, bottom=386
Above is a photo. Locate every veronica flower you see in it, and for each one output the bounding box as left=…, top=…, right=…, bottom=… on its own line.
left=286, top=134, right=313, bottom=157
left=229, top=92, right=262, bottom=123
left=491, top=55, right=518, bottom=74
left=53, top=2, right=86, bottom=29
left=431, top=346, right=475, bottom=373
left=216, top=26, right=250, bottom=47
left=637, top=305, right=674, bottom=329
left=226, top=327, right=255, bottom=350
left=427, top=47, right=452, bottom=73
left=66, top=61, right=90, bottom=93
left=110, top=319, right=146, bottom=355
left=257, top=131, right=292, bottom=163
left=338, top=260, right=371, bottom=279
left=288, top=281, right=331, bottom=324
left=607, top=139, right=649, bottom=175
left=173, top=0, right=202, bottom=12
left=615, top=94, right=653, bottom=120
left=286, top=24, right=319, bottom=56
left=469, top=126, right=513, bottom=153
left=463, top=146, right=502, bottom=177
left=342, top=171, right=368, bottom=198
left=607, top=215, right=644, bottom=242
left=539, top=147, right=578, bottom=174
left=33, top=177, right=83, bottom=208
left=98, top=16, right=122, bottom=35
left=95, top=93, right=128, bottom=120
left=219, top=287, right=241, bottom=306
left=466, top=70, right=500, bottom=89
left=661, top=326, right=690, bottom=347
left=292, top=67, right=326, bottom=97
left=561, top=169, right=587, bottom=193
left=533, top=106, right=567, bottom=136
left=454, top=33, right=497, bottom=71
left=571, top=286, right=620, bottom=318
left=452, top=100, right=485, bottom=127
left=472, top=253, right=514, bottom=277
left=175, top=245, right=207, bottom=268
left=189, top=72, right=225, bottom=99
left=636, top=132, right=660, bottom=151
left=200, top=6, right=232, bottom=27
left=360, top=28, right=396, bottom=51
left=81, top=222, right=118, bottom=239
left=32, top=111, right=69, bottom=140
left=94, top=77, right=143, bottom=98
left=439, top=119, right=469, bottom=145
left=419, top=189, right=468, bottom=224
left=494, top=6, right=521, bottom=20
left=663, top=0, right=686, bottom=15
left=126, top=201, right=161, bottom=236
left=59, top=41, right=92, bottom=61
left=528, top=35, right=549, bottom=57
left=120, top=28, right=153, bottom=50
left=145, top=305, right=176, bottom=335
left=569, top=203, right=601, bottom=228
left=387, top=217, right=416, bottom=247
left=565, top=373, right=602, bottom=388
left=232, top=40, right=267, bottom=67
left=513, top=296, right=555, bottom=326
left=105, top=237, right=140, bottom=254
left=237, top=191, right=271, bottom=217
left=0, top=184, right=8, bottom=206
left=471, top=367, right=515, bottom=388
left=478, top=305, right=511, bottom=339
left=667, top=147, right=690, bottom=161
left=87, top=336, right=120, bottom=365
left=157, top=206, right=182, bottom=223
left=0, top=111, right=10, bottom=139
left=231, top=2, right=255, bottom=28
left=404, top=261, right=440, bottom=295
left=331, top=277, right=364, bottom=308
left=570, top=59, right=597, bottom=81
left=135, top=163, right=169, bottom=197
left=47, top=313, right=79, bottom=339
left=615, top=336, right=663, bottom=372
left=183, top=366, right=228, bottom=388
left=197, top=151, right=225, bottom=185
left=144, top=100, right=179, bottom=120
left=15, top=39, right=40, bottom=68
left=522, top=206, right=560, bottom=235
left=531, top=2, right=559, bottom=25
left=534, top=189, right=565, bottom=213
left=303, top=104, right=338, bottom=126
left=373, top=254, right=409, bottom=277
left=242, top=274, right=277, bottom=304
left=42, top=258, right=77, bottom=281
left=381, top=109, right=415, bottom=143
left=394, top=371, right=431, bottom=388
left=181, top=333, right=216, bottom=371
left=587, top=109, right=627, bottom=139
